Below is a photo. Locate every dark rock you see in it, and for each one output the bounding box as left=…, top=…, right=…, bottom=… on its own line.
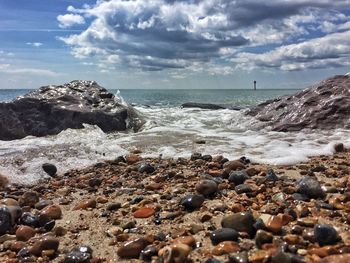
left=42, top=163, right=57, bottom=177
left=334, top=143, right=345, bottom=152
left=202, top=155, right=213, bottom=162
left=204, top=259, right=222, bottom=263
left=88, top=178, right=102, bottom=187
left=221, top=212, right=256, bottom=237
left=228, top=171, right=249, bottom=185
left=0, top=207, right=12, bottom=235
left=228, top=252, right=249, bottom=263
left=235, top=184, right=252, bottom=194
left=180, top=195, right=205, bottom=211
left=140, top=244, right=159, bottom=261
left=266, top=169, right=279, bottom=181
left=210, top=228, right=239, bottom=245
left=20, top=212, right=40, bottom=228
left=196, top=180, right=218, bottom=197
left=182, top=102, right=226, bottom=110
left=292, top=193, right=310, bottom=202
left=117, top=238, right=149, bottom=258
left=63, top=245, right=93, bottom=263
left=297, top=177, right=325, bottom=199
left=191, top=152, right=202, bottom=161
left=0, top=80, right=143, bottom=140
left=314, top=224, right=340, bottom=246
left=246, top=75, right=350, bottom=131
left=255, top=230, right=273, bottom=249
left=19, top=191, right=39, bottom=207
left=130, top=196, right=144, bottom=204
left=106, top=203, right=121, bottom=211
left=138, top=163, right=155, bottom=174
left=35, top=200, right=53, bottom=210
left=253, top=218, right=267, bottom=231
left=272, top=250, right=292, bottom=263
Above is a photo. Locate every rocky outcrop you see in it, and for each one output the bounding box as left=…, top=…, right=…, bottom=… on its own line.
left=0, top=80, right=143, bottom=140
left=247, top=75, right=350, bottom=131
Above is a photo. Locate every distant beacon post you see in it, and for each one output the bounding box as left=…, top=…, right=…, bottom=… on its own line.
left=254, top=80, right=257, bottom=90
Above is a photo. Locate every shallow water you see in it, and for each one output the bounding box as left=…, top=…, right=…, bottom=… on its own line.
left=0, top=89, right=349, bottom=185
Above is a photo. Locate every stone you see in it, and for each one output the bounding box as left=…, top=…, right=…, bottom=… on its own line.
left=20, top=212, right=40, bottom=228
left=158, top=243, right=191, bottom=263
left=173, top=235, right=196, bottom=247
left=126, top=154, right=140, bottom=164
left=0, top=207, right=12, bottom=235
left=319, top=254, right=350, bottom=263
left=16, top=226, right=36, bottom=241
left=191, top=153, right=202, bottom=161
left=180, top=195, right=205, bottom=211
left=35, top=200, right=53, bottom=210
left=266, top=215, right=283, bottom=234
left=223, top=161, right=245, bottom=173
left=73, top=199, right=97, bottom=210
left=40, top=205, right=62, bottom=220
left=29, top=236, right=59, bottom=256
left=266, top=169, right=278, bottom=181
left=210, top=228, right=239, bottom=245
left=0, top=80, right=143, bottom=140
left=212, top=241, right=240, bottom=256
left=255, top=230, right=273, bottom=249
left=5, top=205, right=22, bottom=225
left=297, top=177, right=325, bottom=199
left=0, top=198, right=19, bottom=207
left=63, top=245, right=93, bottom=263
left=228, top=252, right=249, bottom=263
left=117, top=238, right=149, bottom=258
left=228, top=171, right=249, bottom=185
left=272, top=250, right=292, bottom=263
left=42, top=163, right=57, bottom=177
left=138, top=163, right=155, bottom=174
left=235, top=184, right=252, bottom=194
left=314, top=224, right=340, bottom=246
left=195, top=180, right=218, bottom=197
left=140, top=244, right=159, bottom=261
left=18, top=191, right=39, bottom=207
left=133, top=207, right=155, bottom=218
left=106, top=203, right=121, bottom=211
left=334, top=143, right=345, bottom=153
left=246, top=75, right=350, bottom=131
left=221, top=212, right=255, bottom=237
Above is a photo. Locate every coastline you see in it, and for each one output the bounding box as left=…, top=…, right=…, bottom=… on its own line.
left=0, top=148, right=349, bottom=262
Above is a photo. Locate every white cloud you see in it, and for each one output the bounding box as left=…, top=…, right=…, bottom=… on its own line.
left=0, top=65, right=63, bottom=77
left=26, top=42, right=43, bottom=47
left=57, top=14, right=85, bottom=28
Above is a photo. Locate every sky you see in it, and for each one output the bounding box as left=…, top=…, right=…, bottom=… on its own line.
left=0, top=0, right=350, bottom=89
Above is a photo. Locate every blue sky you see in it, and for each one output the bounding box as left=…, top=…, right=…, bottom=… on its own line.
left=0, top=0, right=350, bottom=89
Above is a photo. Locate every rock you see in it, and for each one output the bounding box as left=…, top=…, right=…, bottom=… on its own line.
left=0, top=80, right=143, bottom=140
left=319, top=254, right=350, bottom=263
left=0, top=207, right=12, bottom=235
left=29, top=236, right=59, bottom=256
left=42, top=163, right=57, bottom=177
left=138, top=163, right=155, bottom=174
left=210, top=228, right=239, bottom=245
left=40, top=205, right=62, bottom=220
left=0, top=198, right=19, bottom=207
left=159, top=243, right=191, bottom=263
left=117, top=238, right=149, bottom=258
left=73, top=199, right=96, bottom=210
left=297, top=177, right=325, bottom=199
left=196, top=180, right=218, bottom=197
left=181, top=102, right=226, bottom=110
left=266, top=169, right=278, bottom=181
left=173, top=235, right=196, bottom=247
left=202, top=155, right=213, bottom=162
left=314, top=224, right=340, bottom=246
left=15, top=226, right=36, bottom=241
left=235, top=184, right=252, bottom=194
left=221, top=212, right=256, bottom=237
left=35, top=200, right=53, bottom=210
left=204, top=259, right=222, bottom=263
left=126, top=154, right=140, bottom=164
left=20, top=212, right=40, bottom=228
left=191, top=153, right=202, bottom=161
left=63, top=245, right=93, bottom=263
left=180, top=195, right=205, bottom=211
left=223, top=161, right=245, bottom=173
left=334, top=143, right=345, bottom=153
left=140, top=244, right=159, bottom=261
left=228, top=171, right=249, bottom=185
left=255, top=230, right=273, bottom=248
left=106, top=203, right=121, bottom=211
left=272, top=250, right=292, bottom=263
left=18, top=191, right=39, bottom=207
left=266, top=215, right=283, bottom=234
left=228, top=252, right=249, bottom=263
left=246, top=75, right=350, bottom=131
left=133, top=207, right=155, bottom=218
left=6, top=205, right=22, bottom=224
left=212, top=241, right=240, bottom=256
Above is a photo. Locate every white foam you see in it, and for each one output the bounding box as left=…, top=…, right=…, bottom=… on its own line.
left=0, top=106, right=349, bottom=185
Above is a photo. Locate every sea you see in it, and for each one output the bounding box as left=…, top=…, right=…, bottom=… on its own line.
left=0, top=89, right=349, bottom=185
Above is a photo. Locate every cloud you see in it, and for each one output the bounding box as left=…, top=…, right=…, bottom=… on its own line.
left=59, top=0, right=350, bottom=73
left=26, top=42, right=43, bottom=47
left=57, top=14, right=85, bottom=28
left=0, top=65, right=63, bottom=77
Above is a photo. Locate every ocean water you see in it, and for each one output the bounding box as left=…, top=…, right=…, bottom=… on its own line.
left=0, top=89, right=349, bottom=185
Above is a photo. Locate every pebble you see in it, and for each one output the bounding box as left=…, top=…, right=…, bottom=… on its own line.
left=15, top=226, right=36, bottom=241
left=106, top=202, right=121, bottom=211
left=42, top=163, right=57, bottom=177
left=18, top=191, right=39, bottom=207
left=255, top=230, right=273, bottom=248
left=195, top=180, right=218, bottom=197
left=229, top=252, right=249, bottom=263
left=159, top=243, right=191, bottom=263
left=314, top=224, right=340, bottom=246
left=20, top=212, right=40, bottom=228
left=173, top=235, right=196, bottom=247
left=140, top=244, right=159, bottom=261
left=138, top=163, right=155, bottom=174
left=266, top=215, right=283, bottom=234
left=73, top=199, right=97, bottom=210
left=35, top=200, right=53, bottom=210
left=180, top=195, right=205, bottom=211
left=228, top=171, right=249, bottom=185
left=125, top=154, right=140, bottom=164
left=29, top=236, right=59, bottom=256
left=63, top=245, right=93, bottom=263
left=223, top=160, right=245, bottom=173
left=191, top=153, right=202, bottom=160
left=212, top=241, right=240, bottom=256
left=210, top=228, right=238, bottom=245
left=40, top=205, right=62, bottom=220
left=117, top=238, right=149, bottom=258
left=0, top=198, right=19, bottom=207
left=235, top=184, right=252, bottom=194
left=266, top=169, right=279, bottom=181
left=319, top=253, right=350, bottom=263
left=0, top=207, right=12, bottom=235
left=221, top=212, right=255, bottom=237
left=133, top=207, right=155, bottom=218
left=297, top=177, right=325, bottom=199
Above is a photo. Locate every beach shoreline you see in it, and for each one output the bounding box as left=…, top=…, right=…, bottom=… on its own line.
left=0, top=147, right=349, bottom=262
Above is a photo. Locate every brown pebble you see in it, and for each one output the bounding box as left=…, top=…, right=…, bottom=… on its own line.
left=73, top=199, right=97, bottom=210
left=158, top=244, right=191, bottom=263
left=117, top=238, right=149, bottom=258
left=40, top=205, right=62, bottom=220
left=212, top=241, right=240, bottom=256
left=29, top=236, right=59, bottom=256
left=266, top=215, right=283, bottom=234
left=133, top=207, right=155, bottom=218
left=126, top=154, right=141, bottom=164
left=172, top=236, right=196, bottom=247
left=308, top=246, right=339, bottom=257
left=249, top=250, right=270, bottom=263
left=10, top=241, right=26, bottom=252
left=319, top=253, right=350, bottom=263
left=16, top=226, right=36, bottom=241
left=0, top=199, right=19, bottom=207
left=18, top=191, right=39, bottom=207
